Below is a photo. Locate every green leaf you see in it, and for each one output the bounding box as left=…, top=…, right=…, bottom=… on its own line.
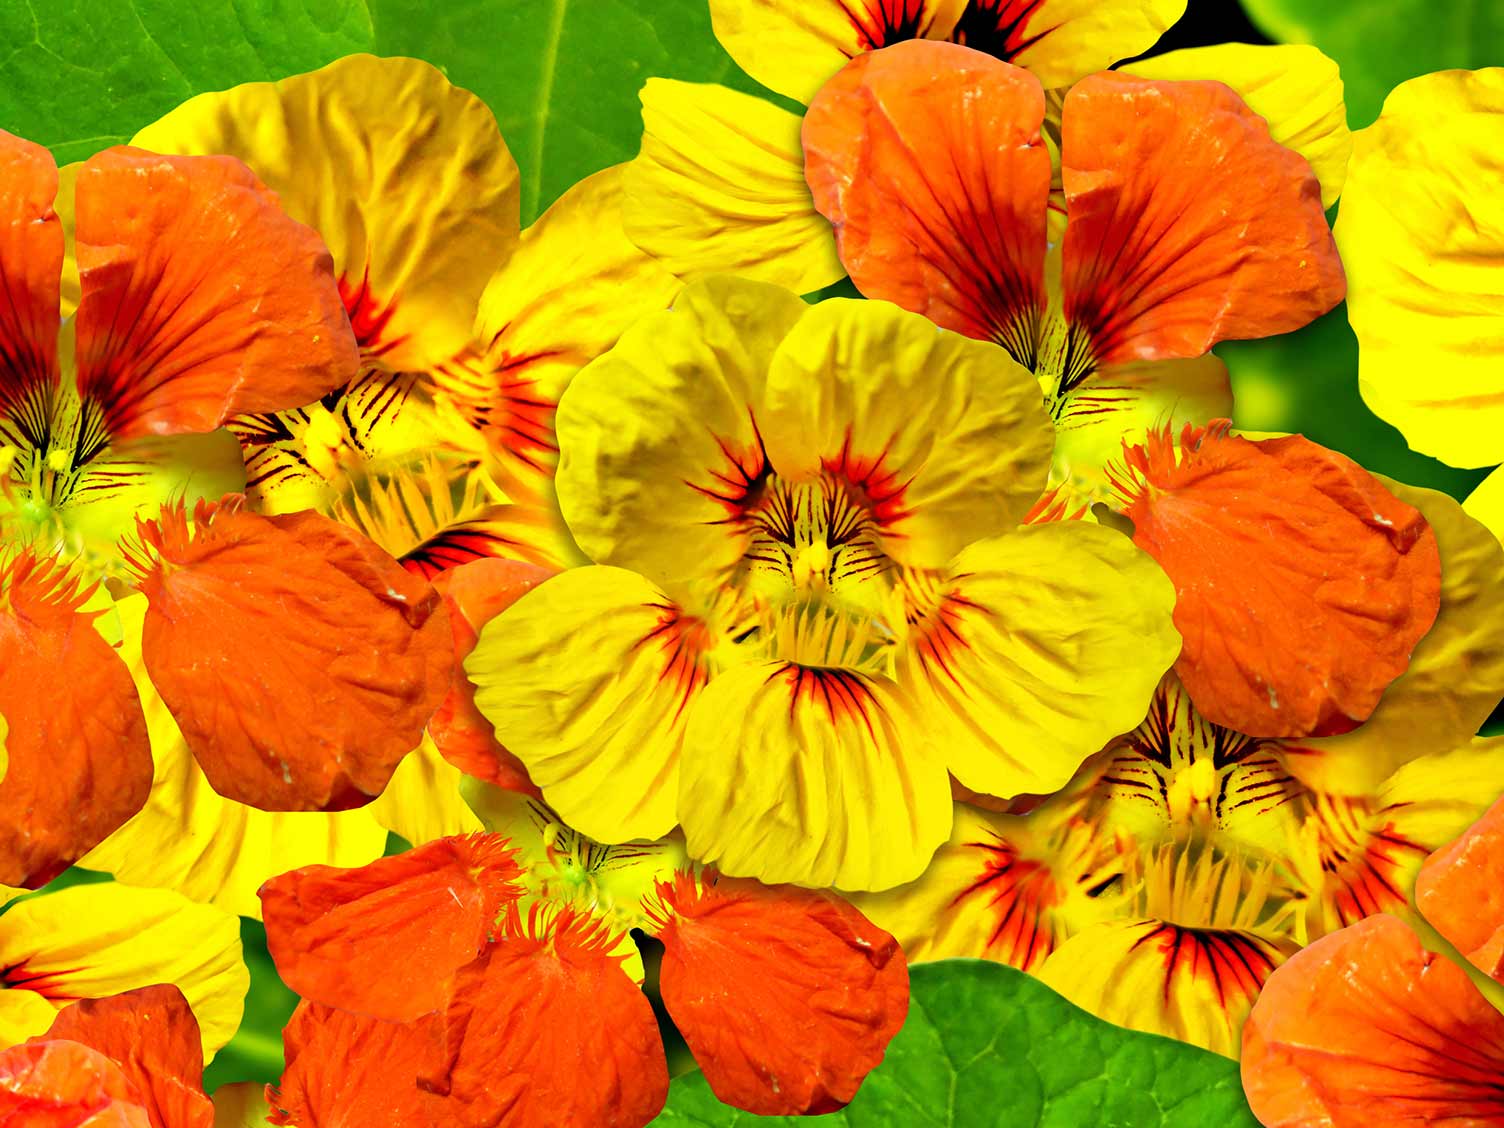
left=651, top=959, right=1259, bottom=1127
left=1239, top=0, right=1504, bottom=127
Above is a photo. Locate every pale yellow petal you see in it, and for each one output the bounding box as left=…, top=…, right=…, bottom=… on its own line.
left=367, top=734, right=484, bottom=847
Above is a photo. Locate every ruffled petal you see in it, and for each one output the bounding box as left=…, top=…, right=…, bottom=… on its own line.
left=1242, top=915, right=1504, bottom=1127
left=1117, top=424, right=1441, bottom=738
left=1061, top=72, right=1344, bottom=366
left=260, top=833, right=521, bottom=1022
left=0, top=1040, right=149, bottom=1128
left=0, top=129, right=61, bottom=448
left=73, top=148, right=357, bottom=441
left=623, top=81, right=843, bottom=294
left=133, top=499, right=452, bottom=812
left=1415, top=795, right=1504, bottom=983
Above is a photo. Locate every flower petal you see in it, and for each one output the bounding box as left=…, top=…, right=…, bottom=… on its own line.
left=365, top=736, right=485, bottom=849
left=134, top=500, right=452, bottom=812
left=209, top=1083, right=271, bottom=1128
left=679, top=660, right=951, bottom=891
left=622, top=80, right=843, bottom=294
left=897, top=523, right=1179, bottom=799
left=259, top=833, right=521, bottom=1022
left=0, top=129, right=61, bottom=446
left=1242, top=914, right=1504, bottom=1127
left=1119, top=424, right=1441, bottom=738
left=0, top=884, right=246, bottom=1059
left=803, top=42, right=1050, bottom=353
left=38, top=987, right=211, bottom=1128
left=1335, top=69, right=1504, bottom=468
left=1123, top=44, right=1350, bottom=208
left=1061, top=72, right=1344, bottom=366
left=650, top=871, right=906, bottom=1114
left=950, top=0, right=1186, bottom=88
left=131, top=54, right=520, bottom=376
left=1415, top=794, right=1504, bottom=984
left=73, top=147, right=356, bottom=441
left=0, top=556, right=151, bottom=888
left=0, top=1040, right=149, bottom=1128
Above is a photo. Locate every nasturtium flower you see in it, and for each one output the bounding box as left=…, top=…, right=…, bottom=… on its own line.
left=0, top=986, right=214, bottom=1128
left=1241, top=796, right=1504, bottom=1126
left=463, top=275, right=1178, bottom=891
left=799, top=42, right=1345, bottom=499
left=0, top=882, right=246, bottom=1060
left=256, top=786, right=908, bottom=1125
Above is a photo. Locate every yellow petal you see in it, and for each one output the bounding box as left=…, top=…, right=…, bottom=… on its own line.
left=555, top=275, right=805, bottom=591
left=0, top=883, right=247, bottom=1059
left=213, top=1082, right=273, bottom=1128
left=988, top=0, right=1186, bottom=88
left=623, top=80, right=843, bottom=294
left=1123, top=44, right=1350, bottom=207
left=1463, top=464, right=1504, bottom=544
left=367, top=734, right=484, bottom=847
left=898, top=523, right=1180, bottom=799
left=79, top=595, right=388, bottom=919
left=1335, top=68, right=1504, bottom=468
left=761, top=297, right=1053, bottom=568
left=1278, top=481, right=1504, bottom=797
left=131, top=53, right=521, bottom=374
left=466, top=566, right=725, bottom=843
left=678, top=660, right=951, bottom=891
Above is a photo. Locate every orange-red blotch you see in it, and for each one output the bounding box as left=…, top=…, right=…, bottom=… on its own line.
left=1117, top=422, right=1441, bottom=738
left=73, top=146, right=357, bottom=442
left=0, top=1039, right=150, bottom=1128
left=0, top=553, right=151, bottom=888
left=648, top=871, right=908, bottom=1116
left=0, top=130, right=61, bottom=439
left=1242, top=914, right=1504, bottom=1127
left=1416, top=797, right=1504, bottom=983
left=428, top=559, right=555, bottom=793
left=425, top=906, right=669, bottom=1128
left=132, top=497, right=453, bottom=812
left=260, top=833, right=522, bottom=1023
left=37, top=987, right=212, bottom=1128
left=1061, top=73, right=1344, bottom=366
left=802, top=40, right=1049, bottom=353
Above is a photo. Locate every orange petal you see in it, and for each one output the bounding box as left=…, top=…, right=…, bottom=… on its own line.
left=1118, top=422, right=1441, bottom=737
left=427, top=558, right=554, bottom=793
left=1416, top=797, right=1504, bottom=984
left=0, top=130, right=61, bottom=442
left=73, top=147, right=357, bottom=442
left=38, top=987, right=211, bottom=1128
left=1242, top=914, right=1504, bottom=1127
left=268, top=1002, right=451, bottom=1128
left=426, top=906, right=668, bottom=1128
left=260, top=833, right=522, bottom=1022
left=1061, top=73, right=1344, bottom=366
left=648, top=871, right=908, bottom=1116
left=133, top=497, right=453, bottom=812
left=0, top=1040, right=149, bottom=1128
left=803, top=40, right=1049, bottom=354
left=0, top=554, right=151, bottom=887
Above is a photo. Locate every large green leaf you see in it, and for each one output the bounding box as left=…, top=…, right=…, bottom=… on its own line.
left=651, top=959, right=1258, bottom=1127
left=1239, top=0, right=1504, bottom=127
left=0, top=0, right=775, bottom=225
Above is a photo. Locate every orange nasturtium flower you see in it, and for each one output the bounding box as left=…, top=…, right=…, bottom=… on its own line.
left=256, top=787, right=908, bottom=1126
left=461, top=274, right=1179, bottom=892
left=1241, top=795, right=1504, bottom=1126
left=0, top=130, right=458, bottom=889
left=0, top=986, right=217, bottom=1127
left=798, top=42, right=1346, bottom=501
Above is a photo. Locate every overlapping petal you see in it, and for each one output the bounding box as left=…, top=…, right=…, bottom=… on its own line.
left=0, top=1040, right=149, bottom=1128
left=0, top=129, right=61, bottom=447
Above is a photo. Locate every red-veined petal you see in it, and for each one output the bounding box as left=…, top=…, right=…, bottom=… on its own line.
left=0, top=129, right=61, bottom=447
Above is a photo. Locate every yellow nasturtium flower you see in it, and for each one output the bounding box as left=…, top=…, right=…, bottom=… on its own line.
left=465, top=275, right=1178, bottom=893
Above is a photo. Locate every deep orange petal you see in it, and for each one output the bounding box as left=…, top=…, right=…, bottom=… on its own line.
left=260, top=833, right=521, bottom=1022
left=0, top=554, right=151, bottom=887
left=37, top=987, right=210, bottom=1128
left=648, top=871, right=908, bottom=1116
left=1416, top=797, right=1504, bottom=984
left=1242, top=914, right=1504, bottom=1127
left=133, top=497, right=453, bottom=812
left=73, top=147, right=357, bottom=442
left=1118, top=422, right=1441, bottom=737
left=428, top=558, right=554, bottom=794
left=0, top=130, right=61, bottom=443
left=803, top=40, right=1049, bottom=355
left=1061, top=73, right=1344, bottom=366
left=426, top=907, right=668, bottom=1128
left=0, top=1041, right=148, bottom=1128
